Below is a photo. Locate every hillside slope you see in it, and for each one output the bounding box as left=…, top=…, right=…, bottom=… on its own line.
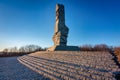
left=18, top=51, right=120, bottom=80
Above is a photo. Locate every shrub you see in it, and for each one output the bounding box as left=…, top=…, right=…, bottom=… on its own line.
left=80, top=45, right=93, bottom=51
left=114, top=47, right=120, bottom=63
left=80, top=44, right=110, bottom=51
left=93, top=44, right=110, bottom=51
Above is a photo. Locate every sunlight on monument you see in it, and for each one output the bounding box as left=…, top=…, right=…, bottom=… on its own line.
left=47, top=4, right=79, bottom=51
left=1, top=1, right=120, bottom=80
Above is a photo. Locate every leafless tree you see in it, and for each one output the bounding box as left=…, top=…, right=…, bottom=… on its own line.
left=80, top=45, right=93, bottom=51
left=94, top=44, right=109, bottom=51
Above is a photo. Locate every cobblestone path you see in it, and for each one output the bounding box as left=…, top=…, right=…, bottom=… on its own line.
left=0, top=56, right=50, bottom=80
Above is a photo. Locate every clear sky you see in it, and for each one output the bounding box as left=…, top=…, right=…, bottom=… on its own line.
left=0, top=0, right=120, bottom=51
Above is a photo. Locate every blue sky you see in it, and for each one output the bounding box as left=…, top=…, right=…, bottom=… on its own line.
left=0, top=0, right=120, bottom=51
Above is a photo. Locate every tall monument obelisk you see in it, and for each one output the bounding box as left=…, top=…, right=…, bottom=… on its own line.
left=47, top=4, right=79, bottom=51
left=53, top=4, right=69, bottom=46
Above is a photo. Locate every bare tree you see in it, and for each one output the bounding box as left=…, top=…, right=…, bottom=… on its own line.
left=80, top=45, right=93, bottom=51
left=94, top=44, right=109, bottom=51
left=3, top=48, right=9, bottom=53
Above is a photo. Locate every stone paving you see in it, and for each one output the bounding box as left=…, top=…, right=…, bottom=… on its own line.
left=0, top=56, right=50, bottom=80
left=18, top=51, right=120, bottom=80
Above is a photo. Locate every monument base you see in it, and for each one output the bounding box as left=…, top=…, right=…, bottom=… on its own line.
left=47, top=45, right=80, bottom=51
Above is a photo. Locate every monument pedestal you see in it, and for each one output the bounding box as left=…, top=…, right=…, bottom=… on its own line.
left=47, top=45, right=80, bottom=51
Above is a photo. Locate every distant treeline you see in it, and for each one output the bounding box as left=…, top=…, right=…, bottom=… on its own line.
left=79, top=44, right=112, bottom=51
left=0, top=45, right=47, bottom=57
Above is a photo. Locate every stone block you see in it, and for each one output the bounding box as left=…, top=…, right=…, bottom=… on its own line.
left=47, top=46, right=80, bottom=51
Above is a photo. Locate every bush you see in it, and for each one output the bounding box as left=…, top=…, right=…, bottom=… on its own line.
left=93, top=44, right=110, bottom=51
left=80, top=45, right=93, bottom=51
left=114, top=47, right=120, bottom=63
left=80, top=44, right=110, bottom=51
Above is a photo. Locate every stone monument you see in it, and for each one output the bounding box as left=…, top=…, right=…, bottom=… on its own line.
left=47, top=4, right=79, bottom=51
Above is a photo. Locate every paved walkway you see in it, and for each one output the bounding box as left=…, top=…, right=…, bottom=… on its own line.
left=18, top=51, right=120, bottom=80
left=0, top=56, right=50, bottom=80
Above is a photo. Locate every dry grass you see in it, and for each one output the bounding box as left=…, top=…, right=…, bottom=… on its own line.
left=114, top=47, right=120, bottom=63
